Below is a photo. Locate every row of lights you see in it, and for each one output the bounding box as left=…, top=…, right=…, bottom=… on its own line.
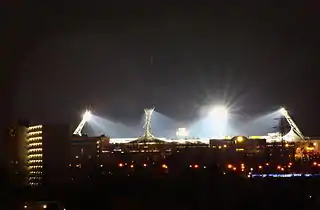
left=27, top=125, right=42, bottom=131
left=118, top=163, right=168, bottom=169
left=27, top=137, right=42, bottom=142
left=28, top=148, right=43, bottom=153
left=227, top=162, right=295, bottom=172
left=28, top=143, right=42, bottom=147
left=27, top=131, right=42, bottom=137
left=212, top=145, right=228, bottom=149
left=28, top=154, right=43, bottom=158
left=24, top=204, right=47, bottom=209
left=28, top=160, right=43, bottom=163
left=312, top=162, right=320, bottom=167
left=28, top=165, right=43, bottom=169
left=116, top=163, right=209, bottom=169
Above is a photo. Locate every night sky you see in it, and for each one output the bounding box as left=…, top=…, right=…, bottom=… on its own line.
left=3, top=2, right=320, bottom=136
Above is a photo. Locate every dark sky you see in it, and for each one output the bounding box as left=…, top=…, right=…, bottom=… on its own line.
left=3, top=2, right=320, bottom=135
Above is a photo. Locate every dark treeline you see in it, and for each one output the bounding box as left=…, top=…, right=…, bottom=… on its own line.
left=3, top=169, right=320, bottom=210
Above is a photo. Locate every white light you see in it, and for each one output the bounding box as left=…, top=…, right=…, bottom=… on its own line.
left=210, top=106, right=229, bottom=120
left=279, top=107, right=287, bottom=116
left=83, top=110, right=92, bottom=121
left=176, top=128, right=188, bottom=139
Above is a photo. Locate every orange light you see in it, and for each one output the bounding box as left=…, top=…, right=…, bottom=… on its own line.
left=277, top=165, right=281, bottom=170
left=281, top=168, right=284, bottom=171
left=118, top=163, right=123, bottom=167
left=232, top=167, right=237, bottom=171
left=288, top=162, right=293, bottom=166
left=265, top=163, right=270, bottom=166
left=227, top=164, right=232, bottom=169
left=258, top=165, right=263, bottom=169
left=318, top=164, right=320, bottom=167
left=143, top=163, right=147, bottom=167
left=194, top=164, right=199, bottom=168
left=313, top=162, right=317, bottom=166
left=130, top=164, right=134, bottom=168
left=236, top=136, right=244, bottom=143
left=162, top=164, right=168, bottom=169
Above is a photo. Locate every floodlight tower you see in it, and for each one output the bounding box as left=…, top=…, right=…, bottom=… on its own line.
left=139, top=107, right=155, bottom=140
left=73, top=110, right=92, bottom=136
left=279, top=107, right=305, bottom=141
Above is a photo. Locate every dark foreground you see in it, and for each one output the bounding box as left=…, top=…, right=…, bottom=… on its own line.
left=3, top=172, right=320, bottom=210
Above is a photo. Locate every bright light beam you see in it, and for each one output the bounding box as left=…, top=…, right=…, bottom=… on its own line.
left=73, top=110, right=92, bottom=136
left=209, top=106, right=229, bottom=138
left=210, top=106, right=229, bottom=120
left=279, top=107, right=288, bottom=116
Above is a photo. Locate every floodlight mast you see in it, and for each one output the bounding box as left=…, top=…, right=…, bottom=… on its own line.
left=73, top=110, right=91, bottom=136
left=280, top=107, right=305, bottom=140
left=138, top=107, right=155, bottom=140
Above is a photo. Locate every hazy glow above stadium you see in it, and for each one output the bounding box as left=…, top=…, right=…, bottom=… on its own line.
left=83, top=110, right=92, bottom=121
left=210, top=106, right=229, bottom=121
left=77, top=105, right=297, bottom=142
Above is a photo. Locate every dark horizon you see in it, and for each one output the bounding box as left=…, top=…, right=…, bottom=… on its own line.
left=2, top=2, right=320, bottom=136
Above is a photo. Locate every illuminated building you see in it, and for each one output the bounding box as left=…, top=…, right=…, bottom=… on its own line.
left=232, top=136, right=266, bottom=155
left=27, top=124, right=70, bottom=186
left=27, top=125, right=43, bottom=186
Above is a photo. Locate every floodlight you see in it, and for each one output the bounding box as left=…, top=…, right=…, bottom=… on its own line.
left=210, top=106, right=229, bottom=120
left=73, top=110, right=92, bottom=136
left=279, top=107, right=287, bottom=116
left=176, top=128, right=188, bottom=139
left=83, top=110, right=92, bottom=121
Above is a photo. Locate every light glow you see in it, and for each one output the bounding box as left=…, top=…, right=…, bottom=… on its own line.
left=73, top=110, right=92, bottom=135
left=236, top=136, right=244, bottom=143
left=83, top=110, right=92, bottom=121
left=210, top=106, right=229, bottom=120
left=279, top=107, right=288, bottom=116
